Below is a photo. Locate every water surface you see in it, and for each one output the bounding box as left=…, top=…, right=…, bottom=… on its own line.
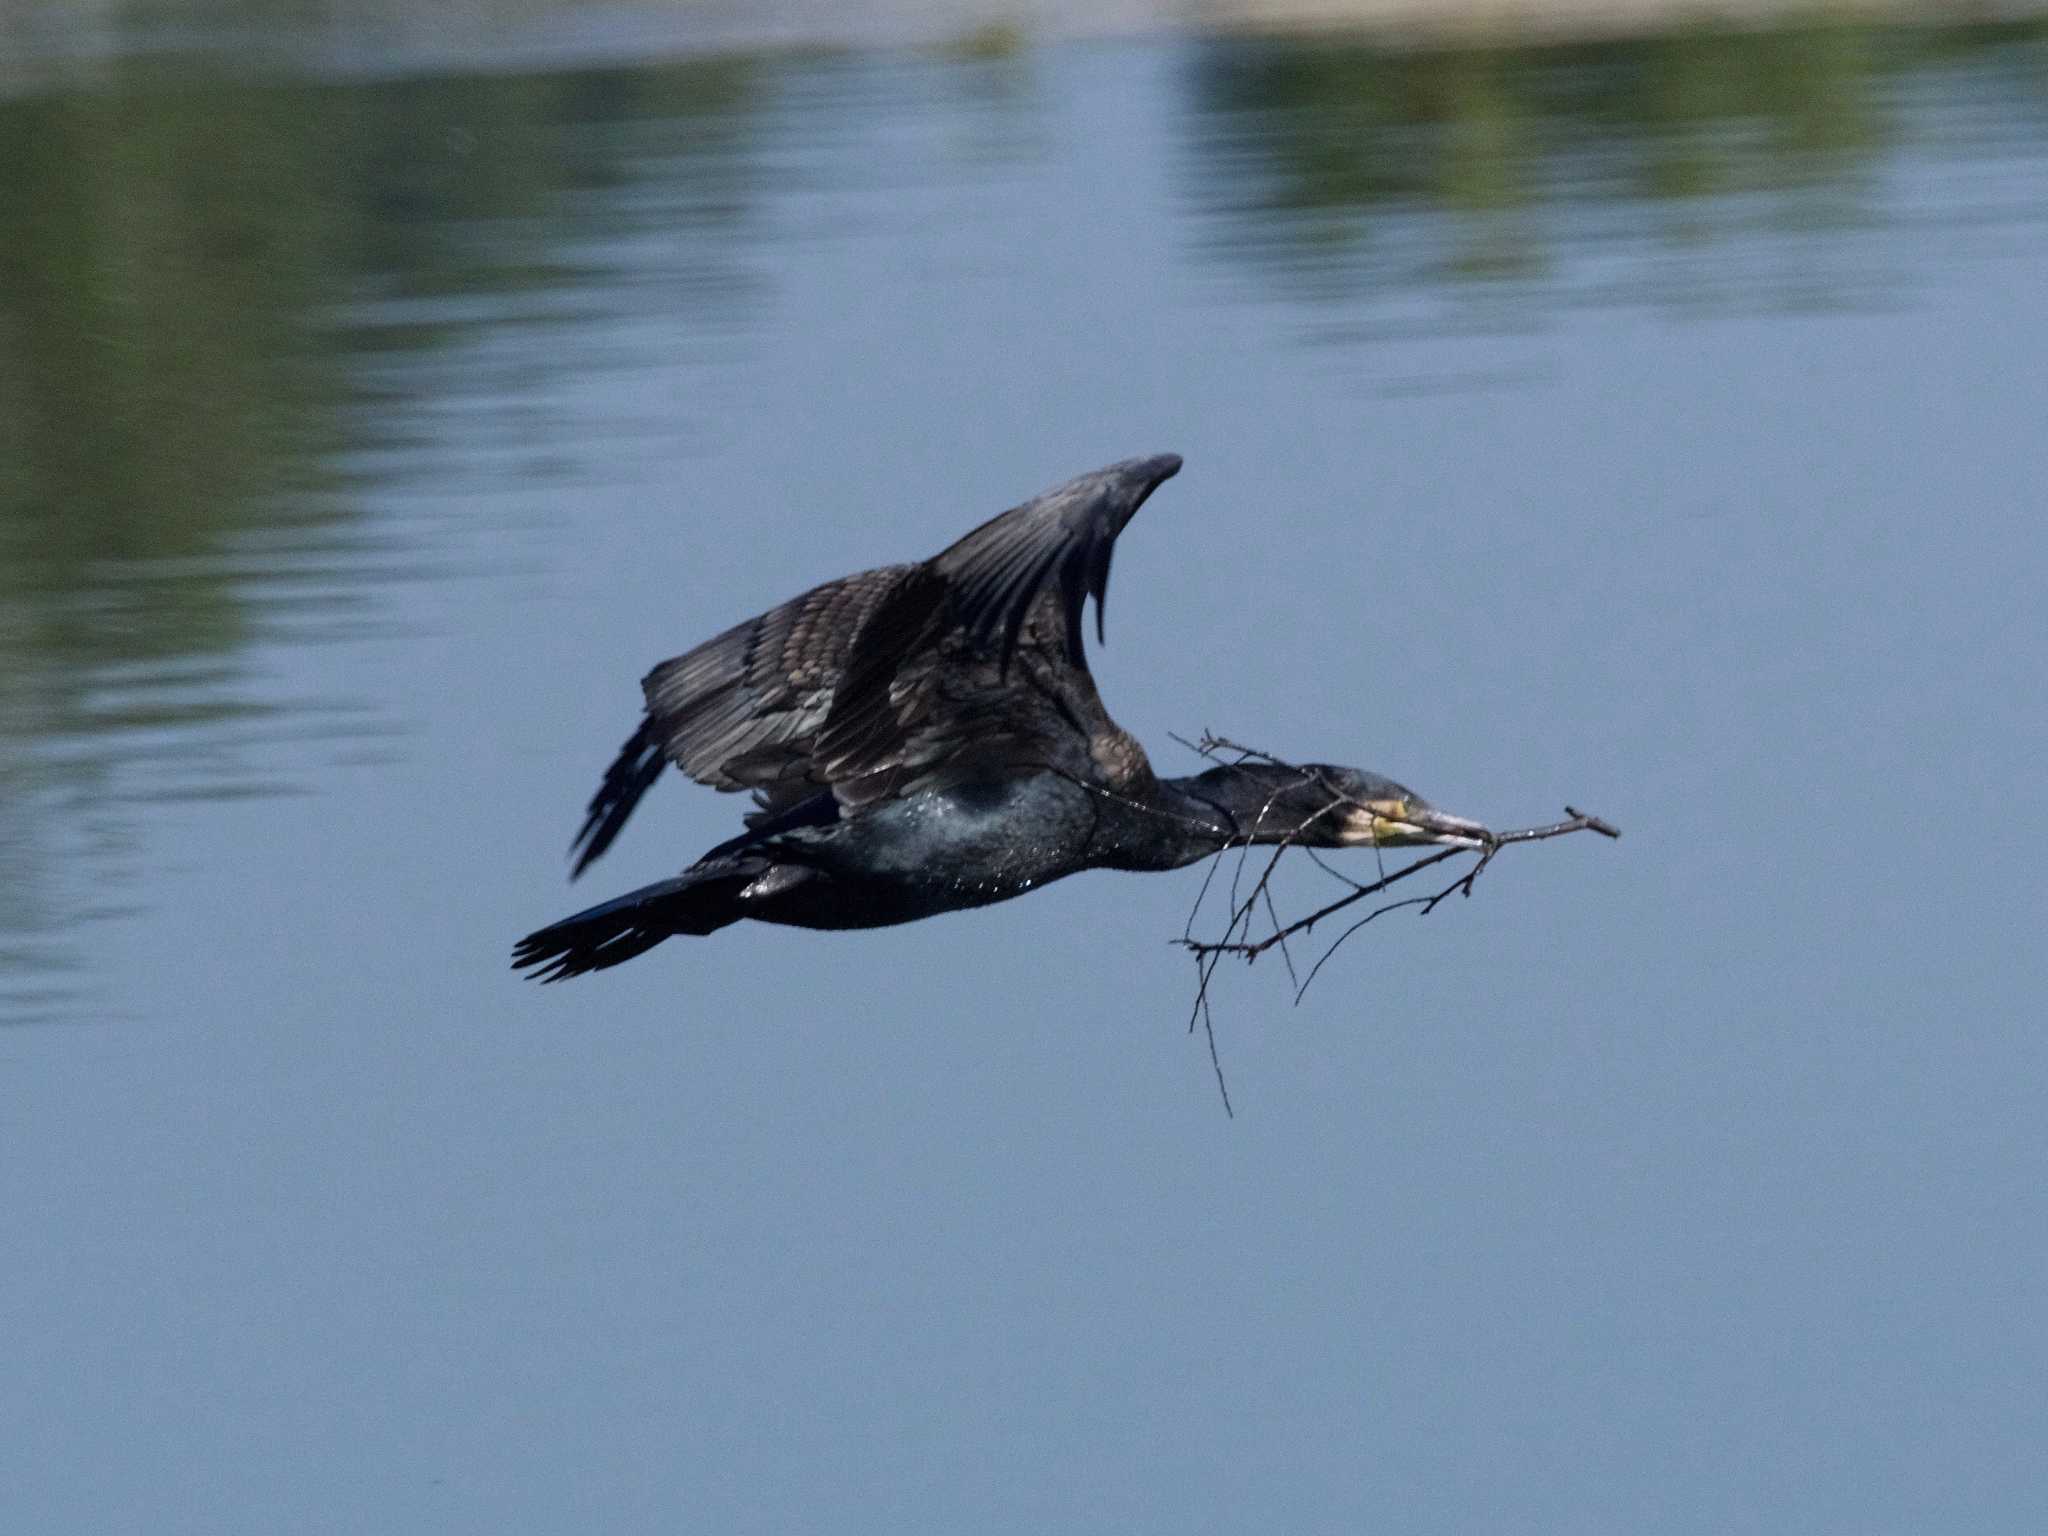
left=4, top=21, right=2046, bottom=1533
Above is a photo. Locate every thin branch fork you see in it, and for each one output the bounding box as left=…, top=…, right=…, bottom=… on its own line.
left=1174, top=731, right=1619, bottom=999
left=1168, top=734, right=1618, bottom=1115
left=1187, top=805, right=1618, bottom=969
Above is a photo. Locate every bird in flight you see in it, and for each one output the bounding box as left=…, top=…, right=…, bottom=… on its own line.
left=514, top=454, right=1490, bottom=981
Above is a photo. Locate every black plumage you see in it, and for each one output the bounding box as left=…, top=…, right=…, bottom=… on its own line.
left=516, top=454, right=1488, bottom=981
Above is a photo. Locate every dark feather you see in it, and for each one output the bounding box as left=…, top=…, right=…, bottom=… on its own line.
left=566, top=454, right=1180, bottom=868
left=512, top=861, right=766, bottom=980
left=569, top=718, right=667, bottom=879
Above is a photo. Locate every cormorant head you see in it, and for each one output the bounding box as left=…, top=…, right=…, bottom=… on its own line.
left=1311, top=765, right=1493, bottom=849
left=1192, top=762, right=1493, bottom=850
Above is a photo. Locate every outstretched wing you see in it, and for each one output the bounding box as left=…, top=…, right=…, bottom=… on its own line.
left=570, top=453, right=1181, bottom=874
left=569, top=564, right=910, bottom=875
left=810, top=453, right=1182, bottom=807
left=642, top=565, right=909, bottom=797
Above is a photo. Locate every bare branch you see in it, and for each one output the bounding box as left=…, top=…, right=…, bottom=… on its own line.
left=1172, top=736, right=1619, bottom=1111
left=1184, top=843, right=1468, bottom=966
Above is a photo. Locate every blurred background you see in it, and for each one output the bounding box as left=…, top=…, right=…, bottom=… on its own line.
left=4, top=1, right=2046, bottom=1531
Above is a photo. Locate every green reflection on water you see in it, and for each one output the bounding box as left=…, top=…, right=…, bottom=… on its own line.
left=0, top=45, right=768, bottom=1010
left=0, top=16, right=2042, bottom=1018
left=0, top=70, right=344, bottom=671
left=1185, top=18, right=2046, bottom=298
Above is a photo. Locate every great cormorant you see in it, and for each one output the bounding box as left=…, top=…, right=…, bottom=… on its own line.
left=514, top=454, right=1490, bottom=980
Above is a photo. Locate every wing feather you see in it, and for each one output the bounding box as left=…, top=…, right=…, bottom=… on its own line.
left=640, top=563, right=912, bottom=803
left=813, top=453, right=1182, bottom=804
left=569, top=454, right=1182, bottom=871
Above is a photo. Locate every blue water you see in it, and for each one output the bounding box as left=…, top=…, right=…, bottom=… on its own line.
left=4, top=26, right=2046, bottom=1532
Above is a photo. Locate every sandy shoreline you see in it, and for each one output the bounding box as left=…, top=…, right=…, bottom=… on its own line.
left=5, top=0, right=2045, bottom=84
left=1200, top=0, right=2045, bottom=45
left=654, top=0, right=2048, bottom=57
left=603, top=0, right=2048, bottom=58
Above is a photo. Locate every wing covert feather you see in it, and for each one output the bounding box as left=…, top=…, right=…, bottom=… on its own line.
left=640, top=563, right=913, bottom=807
left=572, top=454, right=1182, bottom=872
left=812, top=453, right=1182, bottom=804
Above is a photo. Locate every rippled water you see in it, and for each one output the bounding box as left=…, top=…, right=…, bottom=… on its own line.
left=5, top=20, right=2047, bottom=1531
left=6, top=27, right=2042, bottom=1019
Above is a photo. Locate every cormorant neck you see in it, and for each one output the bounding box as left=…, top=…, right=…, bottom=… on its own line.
left=1171, top=763, right=1333, bottom=842
left=1103, top=765, right=1330, bottom=872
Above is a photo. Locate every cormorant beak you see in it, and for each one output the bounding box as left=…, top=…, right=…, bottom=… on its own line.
left=1344, top=799, right=1495, bottom=851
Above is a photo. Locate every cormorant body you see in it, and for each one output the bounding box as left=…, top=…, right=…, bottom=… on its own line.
left=515, top=455, right=1487, bottom=981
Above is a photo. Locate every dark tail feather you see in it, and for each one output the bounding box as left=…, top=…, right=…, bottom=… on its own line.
left=570, top=719, right=667, bottom=879
left=513, top=862, right=759, bottom=982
